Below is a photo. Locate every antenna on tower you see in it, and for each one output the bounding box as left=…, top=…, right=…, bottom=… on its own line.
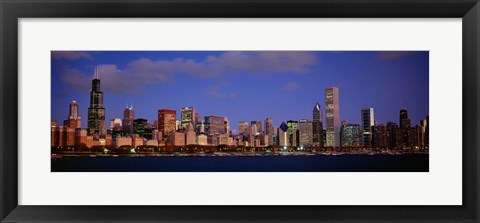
left=130, top=103, right=133, bottom=109
left=94, top=66, right=99, bottom=79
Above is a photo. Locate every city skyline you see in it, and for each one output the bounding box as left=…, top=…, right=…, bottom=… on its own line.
left=51, top=51, right=429, bottom=132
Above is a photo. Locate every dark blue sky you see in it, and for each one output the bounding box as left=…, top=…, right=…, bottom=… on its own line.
left=51, top=51, right=429, bottom=132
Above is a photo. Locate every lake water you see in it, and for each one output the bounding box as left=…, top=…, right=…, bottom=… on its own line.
left=51, top=154, right=428, bottom=172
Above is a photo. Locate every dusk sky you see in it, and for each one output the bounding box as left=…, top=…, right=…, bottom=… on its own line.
left=51, top=51, right=429, bottom=132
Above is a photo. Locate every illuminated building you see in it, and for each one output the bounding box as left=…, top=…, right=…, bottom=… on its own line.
left=361, top=108, right=375, bottom=147
left=204, top=115, right=227, bottom=135
left=399, top=109, right=412, bottom=148
left=134, top=118, right=151, bottom=139
left=87, top=66, right=107, bottom=136
left=250, top=121, right=262, bottom=135
left=123, top=105, right=135, bottom=134
left=238, top=121, right=249, bottom=136
left=312, top=102, right=323, bottom=146
left=287, top=120, right=299, bottom=147
left=377, top=124, right=388, bottom=147
left=278, top=122, right=289, bottom=147
left=145, top=140, right=158, bottom=147
left=64, top=101, right=81, bottom=129
left=180, top=107, right=196, bottom=130
left=197, top=134, right=208, bottom=145
left=325, top=87, right=340, bottom=147
left=110, top=118, right=122, bottom=131
left=264, top=118, right=273, bottom=135
left=299, top=119, right=313, bottom=146
left=51, top=121, right=57, bottom=147
left=387, top=122, right=399, bottom=149
left=116, top=136, right=132, bottom=147
left=158, top=109, right=177, bottom=140
left=167, top=132, right=185, bottom=146
left=64, top=127, right=75, bottom=147
left=185, top=122, right=196, bottom=145
left=75, top=128, right=87, bottom=147
left=340, top=123, right=362, bottom=147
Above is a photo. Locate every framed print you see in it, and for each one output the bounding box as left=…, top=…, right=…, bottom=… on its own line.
left=1, top=0, right=479, bottom=222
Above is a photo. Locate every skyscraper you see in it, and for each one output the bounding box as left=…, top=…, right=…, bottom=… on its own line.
left=158, top=109, right=177, bottom=140
left=279, top=122, right=289, bottom=147
left=287, top=120, right=299, bottom=147
left=180, top=107, right=196, bottom=130
left=399, top=109, right=412, bottom=148
left=250, top=121, right=262, bottom=135
left=64, top=100, right=81, bottom=129
left=325, top=87, right=340, bottom=147
left=299, top=119, right=313, bottom=146
left=361, top=108, right=375, bottom=147
left=238, top=121, right=249, bottom=136
left=87, top=66, right=106, bottom=136
left=312, top=102, right=323, bottom=146
left=123, top=105, right=135, bottom=134
left=340, top=123, right=362, bottom=147
left=264, top=118, right=273, bottom=136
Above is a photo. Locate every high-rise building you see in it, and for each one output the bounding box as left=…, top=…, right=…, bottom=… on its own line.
left=123, top=105, right=135, bottom=134
left=340, top=123, right=362, bottom=147
left=87, top=66, right=106, bottom=136
left=204, top=115, right=228, bottom=135
left=238, top=121, right=249, bottom=136
left=299, top=119, right=313, bottom=146
left=185, top=122, right=196, bottom=145
left=399, top=109, right=412, bottom=148
left=312, top=102, right=323, bottom=146
left=361, top=108, right=375, bottom=147
left=387, top=122, right=399, bottom=149
left=325, top=87, right=340, bottom=147
left=264, top=118, right=273, bottom=136
left=377, top=124, right=388, bottom=147
left=278, top=122, right=289, bottom=147
left=110, top=118, right=122, bottom=131
left=287, top=120, right=299, bottom=147
left=133, top=118, right=149, bottom=138
left=64, top=101, right=81, bottom=129
left=180, top=107, right=196, bottom=130
left=250, top=121, right=262, bottom=135
left=158, top=109, right=177, bottom=140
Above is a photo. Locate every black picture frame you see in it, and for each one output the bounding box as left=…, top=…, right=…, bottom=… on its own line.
left=1, top=0, right=479, bottom=222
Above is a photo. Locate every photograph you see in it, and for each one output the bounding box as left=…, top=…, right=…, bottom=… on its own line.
left=50, top=50, right=429, bottom=172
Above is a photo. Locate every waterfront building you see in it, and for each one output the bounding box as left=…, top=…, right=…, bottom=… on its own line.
left=197, top=134, right=208, bottom=145
left=109, top=118, right=123, bottom=131
left=299, top=119, right=313, bottom=146
left=361, top=108, right=375, bottom=147
left=312, top=102, right=323, bottom=146
left=86, top=135, right=94, bottom=148
left=287, top=120, right=299, bottom=147
left=377, top=124, right=388, bottom=147
left=75, top=128, right=88, bottom=147
left=185, top=122, right=196, bottom=145
left=204, top=115, right=228, bottom=135
left=340, top=123, right=362, bottom=147
left=250, top=121, right=262, bottom=135
left=386, top=122, right=399, bottom=149
left=134, top=118, right=152, bottom=139
left=87, top=66, right=107, bottom=136
left=64, top=101, right=81, bottom=129
left=51, top=121, right=57, bottom=147
left=64, top=127, right=76, bottom=147
left=399, top=109, right=412, bottom=148
left=264, top=118, right=273, bottom=135
left=133, top=137, right=144, bottom=148
left=122, top=105, right=135, bottom=135
left=105, top=135, right=112, bottom=146
left=278, top=122, right=289, bottom=147
left=180, top=107, right=196, bottom=130
left=145, top=139, right=158, bottom=147
left=325, top=87, right=340, bottom=147
left=115, top=136, right=132, bottom=147
left=158, top=109, right=177, bottom=140
left=238, top=121, right=249, bottom=136
left=167, top=132, right=185, bottom=146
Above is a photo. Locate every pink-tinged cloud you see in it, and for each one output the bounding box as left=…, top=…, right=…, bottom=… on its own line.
left=376, top=51, right=418, bottom=60
left=126, top=51, right=318, bottom=78
left=52, top=51, right=93, bottom=60
left=60, top=64, right=171, bottom=94
left=282, top=82, right=301, bottom=91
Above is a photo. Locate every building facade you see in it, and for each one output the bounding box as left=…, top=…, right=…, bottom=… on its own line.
left=87, top=66, right=106, bottom=136
left=325, top=87, right=340, bottom=147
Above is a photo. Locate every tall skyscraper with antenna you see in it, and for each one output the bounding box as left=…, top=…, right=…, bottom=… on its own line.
left=87, top=66, right=106, bottom=136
